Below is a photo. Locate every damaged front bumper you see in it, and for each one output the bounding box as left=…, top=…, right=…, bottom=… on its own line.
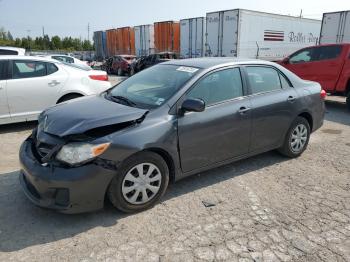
left=19, top=138, right=116, bottom=214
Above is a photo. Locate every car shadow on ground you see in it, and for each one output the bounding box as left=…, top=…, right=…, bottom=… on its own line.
left=0, top=150, right=288, bottom=252
left=325, top=100, right=350, bottom=126
left=0, top=121, right=37, bottom=134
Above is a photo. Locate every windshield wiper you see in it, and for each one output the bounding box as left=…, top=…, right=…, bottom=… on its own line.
left=108, top=95, right=137, bottom=107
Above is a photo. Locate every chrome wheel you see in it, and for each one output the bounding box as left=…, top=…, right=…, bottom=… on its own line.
left=122, top=163, right=162, bottom=205
left=290, top=124, right=308, bottom=153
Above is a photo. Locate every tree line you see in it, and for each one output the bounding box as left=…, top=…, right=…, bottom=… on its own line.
left=0, top=27, right=93, bottom=51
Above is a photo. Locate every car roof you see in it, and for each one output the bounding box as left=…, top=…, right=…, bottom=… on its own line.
left=316, top=43, right=350, bottom=47
left=0, top=55, right=60, bottom=63
left=0, top=46, right=26, bottom=52
left=163, top=57, right=278, bottom=69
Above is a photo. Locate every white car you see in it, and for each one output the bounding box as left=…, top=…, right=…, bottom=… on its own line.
left=43, top=54, right=90, bottom=69
left=0, top=46, right=26, bottom=56
left=0, top=56, right=111, bottom=125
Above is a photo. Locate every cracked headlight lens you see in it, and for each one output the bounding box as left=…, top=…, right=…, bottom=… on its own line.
left=56, top=142, right=110, bottom=165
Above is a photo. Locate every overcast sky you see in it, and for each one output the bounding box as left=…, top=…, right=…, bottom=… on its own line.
left=0, top=0, right=348, bottom=40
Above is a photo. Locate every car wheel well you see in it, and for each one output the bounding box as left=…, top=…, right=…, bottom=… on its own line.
left=57, top=93, right=83, bottom=104
left=298, top=112, right=313, bottom=131
left=144, top=148, right=175, bottom=183
left=346, top=79, right=350, bottom=96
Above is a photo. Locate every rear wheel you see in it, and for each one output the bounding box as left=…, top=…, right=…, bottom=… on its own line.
left=108, top=152, right=169, bottom=213
left=278, top=117, right=310, bottom=158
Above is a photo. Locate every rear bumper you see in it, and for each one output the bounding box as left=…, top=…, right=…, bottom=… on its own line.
left=19, top=139, right=116, bottom=214
left=312, top=101, right=325, bottom=132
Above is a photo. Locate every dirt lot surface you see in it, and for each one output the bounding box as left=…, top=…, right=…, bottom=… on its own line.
left=0, top=97, right=349, bottom=262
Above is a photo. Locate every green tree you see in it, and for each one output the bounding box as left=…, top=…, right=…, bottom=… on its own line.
left=82, top=39, right=92, bottom=50
left=51, top=35, right=62, bottom=50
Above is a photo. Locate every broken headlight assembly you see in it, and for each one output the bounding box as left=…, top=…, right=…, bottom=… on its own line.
left=56, top=142, right=110, bottom=165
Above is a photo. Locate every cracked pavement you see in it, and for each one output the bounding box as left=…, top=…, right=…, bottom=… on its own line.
left=0, top=100, right=349, bottom=262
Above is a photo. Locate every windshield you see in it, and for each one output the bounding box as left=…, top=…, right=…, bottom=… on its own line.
left=108, top=64, right=200, bottom=108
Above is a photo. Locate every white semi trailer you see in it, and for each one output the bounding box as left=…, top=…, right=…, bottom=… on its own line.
left=180, top=17, right=205, bottom=58
left=205, top=9, right=321, bottom=61
left=319, top=11, right=350, bottom=44
left=134, top=24, right=155, bottom=57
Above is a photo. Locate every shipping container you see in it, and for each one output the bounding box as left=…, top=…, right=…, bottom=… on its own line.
left=93, top=31, right=107, bottom=61
left=319, top=11, right=350, bottom=44
left=180, top=17, right=205, bottom=58
left=134, top=24, right=155, bottom=56
left=116, top=27, right=135, bottom=55
left=106, top=27, right=135, bottom=56
left=154, top=21, right=180, bottom=53
left=205, top=9, right=321, bottom=60
left=106, top=29, right=118, bottom=57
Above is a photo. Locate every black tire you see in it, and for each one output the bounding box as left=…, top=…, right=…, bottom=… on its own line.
left=57, top=94, right=83, bottom=103
left=278, top=116, right=311, bottom=158
left=108, top=151, right=169, bottom=213
left=130, top=67, right=135, bottom=76
left=117, top=68, right=123, bottom=76
left=346, top=92, right=350, bottom=111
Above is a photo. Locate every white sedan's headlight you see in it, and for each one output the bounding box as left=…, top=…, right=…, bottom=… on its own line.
left=56, top=142, right=110, bottom=165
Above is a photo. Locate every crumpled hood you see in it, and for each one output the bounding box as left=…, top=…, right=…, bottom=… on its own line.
left=40, top=95, right=148, bottom=137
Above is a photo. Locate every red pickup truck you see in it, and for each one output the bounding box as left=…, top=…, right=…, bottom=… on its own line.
left=280, top=44, right=350, bottom=110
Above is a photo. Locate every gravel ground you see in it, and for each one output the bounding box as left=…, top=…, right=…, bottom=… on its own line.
left=0, top=97, right=349, bottom=262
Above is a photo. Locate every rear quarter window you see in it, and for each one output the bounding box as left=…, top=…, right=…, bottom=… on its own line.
left=47, top=63, right=58, bottom=75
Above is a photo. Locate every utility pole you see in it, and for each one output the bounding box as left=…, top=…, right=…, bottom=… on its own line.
left=87, top=23, right=90, bottom=42
left=26, top=29, right=31, bottom=50
left=42, top=26, right=45, bottom=37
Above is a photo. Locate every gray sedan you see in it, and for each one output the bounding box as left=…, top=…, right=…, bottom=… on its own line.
left=19, top=58, right=325, bottom=213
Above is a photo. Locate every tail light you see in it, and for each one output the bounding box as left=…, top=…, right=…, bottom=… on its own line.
left=320, top=89, right=327, bottom=99
left=89, top=75, right=108, bottom=81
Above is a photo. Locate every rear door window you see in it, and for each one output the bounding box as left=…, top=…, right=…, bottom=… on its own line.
left=314, top=45, right=342, bottom=61
left=12, top=60, right=47, bottom=79
left=246, top=66, right=282, bottom=94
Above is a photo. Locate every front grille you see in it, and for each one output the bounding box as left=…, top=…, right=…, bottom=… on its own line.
left=36, top=142, right=55, bottom=159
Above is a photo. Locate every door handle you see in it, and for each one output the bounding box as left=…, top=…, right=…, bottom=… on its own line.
left=48, top=80, right=60, bottom=86
left=287, top=96, right=296, bottom=103
left=238, top=107, right=251, bottom=114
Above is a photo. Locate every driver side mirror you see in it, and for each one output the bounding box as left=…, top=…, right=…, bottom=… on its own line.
left=180, top=98, right=205, bottom=114
left=283, top=57, right=290, bottom=64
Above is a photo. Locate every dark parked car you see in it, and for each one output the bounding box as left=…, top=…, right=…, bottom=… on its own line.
left=105, top=55, right=136, bottom=76
left=130, top=52, right=178, bottom=75
left=19, top=58, right=325, bottom=214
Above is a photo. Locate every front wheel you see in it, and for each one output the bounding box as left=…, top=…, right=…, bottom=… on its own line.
left=278, top=117, right=310, bottom=158
left=108, top=152, right=169, bottom=213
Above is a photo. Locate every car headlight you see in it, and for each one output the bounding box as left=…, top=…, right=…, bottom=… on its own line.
left=56, top=142, right=110, bottom=165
